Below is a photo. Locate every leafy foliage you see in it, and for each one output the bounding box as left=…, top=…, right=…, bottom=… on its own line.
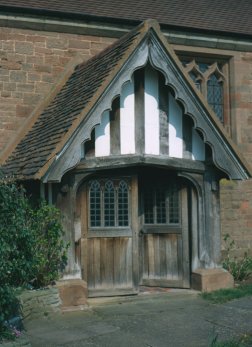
left=0, top=176, right=68, bottom=339
left=222, top=234, right=252, bottom=282
left=0, top=181, right=35, bottom=286
left=0, top=285, right=21, bottom=341
left=29, top=203, right=68, bottom=288
left=0, top=179, right=68, bottom=288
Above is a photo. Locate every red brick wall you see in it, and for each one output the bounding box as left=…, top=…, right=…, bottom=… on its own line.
left=230, top=52, right=252, bottom=165
left=220, top=52, right=252, bottom=259
left=0, top=26, right=116, bottom=152
left=220, top=179, right=252, bottom=258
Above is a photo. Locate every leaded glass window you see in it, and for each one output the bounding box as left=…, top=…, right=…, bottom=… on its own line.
left=104, top=181, right=115, bottom=227
left=90, top=180, right=101, bottom=227
left=156, top=188, right=166, bottom=223
left=182, top=58, right=226, bottom=123
left=168, top=184, right=180, bottom=224
left=144, top=189, right=154, bottom=224
left=118, top=181, right=129, bottom=227
left=207, top=74, right=223, bottom=122
left=143, top=182, right=180, bottom=225
left=89, top=179, right=129, bottom=228
left=189, top=71, right=201, bottom=91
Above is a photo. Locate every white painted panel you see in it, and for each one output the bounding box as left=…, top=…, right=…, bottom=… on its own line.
left=192, top=128, right=205, bottom=161
left=95, top=110, right=110, bottom=157
left=168, top=93, right=183, bottom=158
left=120, top=79, right=135, bottom=154
left=144, top=66, right=159, bottom=155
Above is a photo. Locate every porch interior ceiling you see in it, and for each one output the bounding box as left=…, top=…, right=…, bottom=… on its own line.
left=1, top=20, right=251, bottom=183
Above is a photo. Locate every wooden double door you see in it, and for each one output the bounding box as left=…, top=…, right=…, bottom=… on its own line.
left=81, top=173, right=190, bottom=297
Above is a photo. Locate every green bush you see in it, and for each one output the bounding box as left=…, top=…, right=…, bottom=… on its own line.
left=0, top=176, right=68, bottom=339
left=29, top=202, right=68, bottom=288
left=0, top=286, right=21, bottom=341
left=0, top=177, right=68, bottom=288
left=222, top=234, right=252, bottom=282
left=0, top=181, right=34, bottom=286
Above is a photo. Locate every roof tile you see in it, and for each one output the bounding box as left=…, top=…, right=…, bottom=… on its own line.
left=0, top=0, right=251, bottom=37
left=2, top=25, right=141, bottom=179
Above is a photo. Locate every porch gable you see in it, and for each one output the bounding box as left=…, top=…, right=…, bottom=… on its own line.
left=1, top=19, right=251, bottom=182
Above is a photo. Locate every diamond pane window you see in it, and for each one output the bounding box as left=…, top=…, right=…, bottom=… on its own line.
left=207, top=74, right=223, bottom=122
left=144, top=182, right=180, bottom=225
left=181, top=57, right=227, bottom=124
left=104, top=181, right=115, bottom=227
left=118, top=181, right=129, bottom=227
left=144, top=189, right=154, bottom=224
left=168, top=184, right=180, bottom=224
left=156, top=188, right=166, bottom=224
left=90, top=180, right=101, bottom=227
left=89, top=178, right=130, bottom=228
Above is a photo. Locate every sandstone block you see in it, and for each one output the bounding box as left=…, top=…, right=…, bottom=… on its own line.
left=69, top=39, right=90, bottom=49
left=57, top=279, right=88, bottom=307
left=47, top=38, right=68, bottom=50
left=15, top=42, right=34, bottom=55
left=10, top=71, right=27, bottom=83
left=192, top=268, right=234, bottom=292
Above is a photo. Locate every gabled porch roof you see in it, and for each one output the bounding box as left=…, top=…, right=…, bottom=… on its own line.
left=1, top=20, right=251, bottom=181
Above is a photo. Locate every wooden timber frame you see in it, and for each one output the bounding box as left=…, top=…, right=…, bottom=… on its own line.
left=3, top=20, right=251, bottom=297
left=52, top=156, right=224, bottom=297
left=41, top=22, right=250, bottom=296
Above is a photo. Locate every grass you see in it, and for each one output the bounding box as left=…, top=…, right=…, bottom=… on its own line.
left=204, top=284, right=252, bottom=347
left=201, top=283, right=252, bottom=304
left=209, top=334, right=252, bottom=347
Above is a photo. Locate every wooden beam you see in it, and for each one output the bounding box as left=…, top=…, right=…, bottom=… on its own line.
left=110, top=97, right=121, bottom=155
left=76, top=154, right=206, bottom=173
left=159, top=73, right=169, bottom=155
left=134, top=68, right=145, bottom=154
left=183, top=116, right=193, bottom=159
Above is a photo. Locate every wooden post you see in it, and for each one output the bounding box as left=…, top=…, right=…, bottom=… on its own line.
left=131, top=175, right=139, bottom=291
left=40, top=181, right=45, bottom=200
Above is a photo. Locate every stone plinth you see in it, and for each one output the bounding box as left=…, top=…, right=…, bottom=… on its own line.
left=56, top=279, right=88, bottom=309
left=192, top=268, right=234, bottom=292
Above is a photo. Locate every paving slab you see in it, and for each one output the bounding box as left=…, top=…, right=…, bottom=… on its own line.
left=24, top=291, right=252, bottom=347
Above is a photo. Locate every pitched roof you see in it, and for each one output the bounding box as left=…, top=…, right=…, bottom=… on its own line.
left=1, top=22, right=144, bottom=180
left=1, top=19, right=252, bottom=181
left=0, top=0, right=252, bottom=38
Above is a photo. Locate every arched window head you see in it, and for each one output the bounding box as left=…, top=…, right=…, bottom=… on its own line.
left=89, top=178, right=129, bottom=228
left=184, top=60, right=203, bottom=92
left=181, top=57, right=227, bottom=124
left=189, top=70, right=202, bottom=91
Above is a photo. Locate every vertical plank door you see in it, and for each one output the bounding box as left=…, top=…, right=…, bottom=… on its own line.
left=140, top=182, right=190, bottom=288
left=81, top=176, right=139, bottom=297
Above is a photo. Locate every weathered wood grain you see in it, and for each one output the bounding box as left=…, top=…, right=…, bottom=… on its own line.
left=134, top=68, right=145, bottom=154
left=110, top=97, right=120, bottom=155
left=159, top=73, right=169, bottom=155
